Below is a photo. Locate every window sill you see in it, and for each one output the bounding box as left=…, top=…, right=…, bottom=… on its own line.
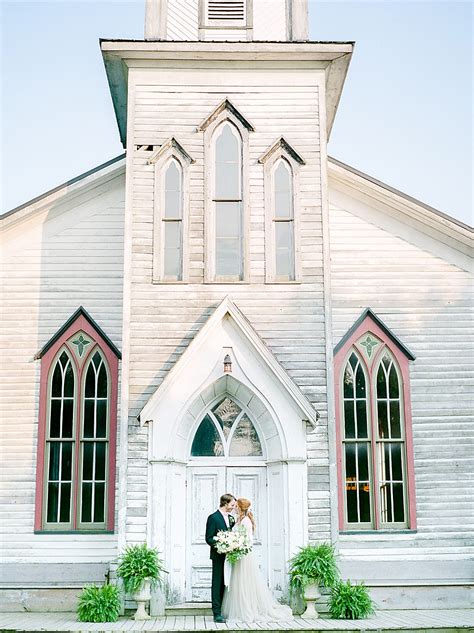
left=34, top=530, right=115, bottom=535
left=340, top=529, right=417, bottom=535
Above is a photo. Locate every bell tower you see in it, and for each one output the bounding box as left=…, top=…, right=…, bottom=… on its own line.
left=145, top=0, right=308, bottom=42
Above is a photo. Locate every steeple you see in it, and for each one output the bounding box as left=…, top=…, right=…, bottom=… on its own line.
left=145, top=0, right=308, bottom=42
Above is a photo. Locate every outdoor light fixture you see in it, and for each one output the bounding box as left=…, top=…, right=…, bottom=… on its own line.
left=223, top=354, right=232, bottom=373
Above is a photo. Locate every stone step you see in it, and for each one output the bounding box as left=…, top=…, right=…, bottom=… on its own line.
left=165, top=602, right=213, bottom=616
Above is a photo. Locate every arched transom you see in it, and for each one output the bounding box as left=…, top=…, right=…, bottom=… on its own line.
left=191, top=396, right=263, bottom=458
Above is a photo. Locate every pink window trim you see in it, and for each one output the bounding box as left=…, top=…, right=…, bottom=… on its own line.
left=34, top=314, right=119, bottom=532
left=334, top=315, right=417, bottom=531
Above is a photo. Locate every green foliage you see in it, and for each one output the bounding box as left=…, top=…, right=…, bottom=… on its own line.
left=329, top=579, right=375, bottom=619
left=116, top=543, right=166, bottom=594
left=288, top=542, right=339, bottom=593
left=77, top=584, right=121, bottom=623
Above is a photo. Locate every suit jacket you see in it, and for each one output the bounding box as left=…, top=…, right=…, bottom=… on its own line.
left=205, top=510, right=235, bottom=561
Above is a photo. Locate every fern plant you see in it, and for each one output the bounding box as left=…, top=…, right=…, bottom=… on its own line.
left=116, top=543, right=166, bottom=594
left=329, top=579, right=375, bottom=619
left=288, top=542, right=339, bottom=594
left=77, top=584, right=121, bottom=623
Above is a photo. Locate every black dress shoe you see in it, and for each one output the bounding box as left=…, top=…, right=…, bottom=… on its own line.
left=214, top=615, right=226, bottom=623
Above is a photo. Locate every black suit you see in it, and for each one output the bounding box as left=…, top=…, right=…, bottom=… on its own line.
left=205, top=510, right=235, bottom=617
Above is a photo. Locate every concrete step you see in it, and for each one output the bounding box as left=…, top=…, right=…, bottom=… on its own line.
left=165, top=602, right=213, bottom=616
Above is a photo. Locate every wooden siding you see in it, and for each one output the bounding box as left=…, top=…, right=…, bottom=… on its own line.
left=125, top=64, right=330, bottom=544
left=0, top=173, right=125, bottom=568
left=328, top=199, right=473, bottom=581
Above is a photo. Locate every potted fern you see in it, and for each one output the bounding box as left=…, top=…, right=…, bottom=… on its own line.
left=329, top=579, right=375, bottom=619
left=288, top=543, right=339, bottom=618
left=116, top=543, right=166, bottom=620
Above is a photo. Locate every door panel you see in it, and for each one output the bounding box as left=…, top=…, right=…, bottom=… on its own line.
left=186, top=465, right=267, bottom=601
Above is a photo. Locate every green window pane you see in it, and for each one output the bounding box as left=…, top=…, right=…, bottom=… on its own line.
left=95, top=442, right=106, bottom=481
left=191, top=415, right=224, bottom=456
left=356, top=400, right=368, bottom=438
left=344, top=443, right=356, bottom=479
left=393, top=483, right=405, bottom=522
left=49, top=443, right=60, bottom=480
left=61, top=442, right=73, bottom=480
left=83, top=443, right=94, bottom=481
left=85, top=363, right=96, bottom=398
left=355, top=364, right=366, bottom=398
left=378, top=400, right=389, bottom=438
left=51, top=362, right=63, bottom=398
left=377, top=365, right=387, bottom=399
left=97, top=362, right=107, bottom=398
left=390, top=401, right=401, bottom=438
left=82, top=482, right=92, bottom=523
left=62, top=398, right=74, bottom=438
left=343, top=365, right=354, bottom=398
left=346, top=487, right=358, bottom=523
left=389, top=365, right=399, bottom=398
left=94, top=483, right=105, bottom=523
left=359, top=484, right=371, bottom=523
left=64, top=361, right=74, bottom=397
left=343, top=400, right=355, bottom=439
left=390, top=443, right=403, bottom=480
left=96, top=400, right=107, bottom=438
left=47, top=482, right=59, bottom=523
left=229, top=414, right=262, bottom=456
left=84, top=400, right=94, bottom=438
left=357, top=442, right=369, bottom=481
left=50, top=400, right=61, bottom=438
left=59, top=483, right=71, bottom=523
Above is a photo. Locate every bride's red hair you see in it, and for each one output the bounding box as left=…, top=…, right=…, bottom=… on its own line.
left=236, top=497, right=256, bottom=531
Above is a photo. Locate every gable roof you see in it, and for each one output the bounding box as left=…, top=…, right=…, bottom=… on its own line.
left=1, top=154, right=126, bottom=229
left=140, top=296, right=318, bottom=427
left=35, top=306, right=122, bottom=360
left=197, top=98, right=255, bottom=132
left=328, top=156, right=473, bottom=257
left=334, top=307, right=416, bottom=361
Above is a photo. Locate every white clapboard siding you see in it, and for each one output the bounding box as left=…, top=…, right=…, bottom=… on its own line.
left=124, top=64, right=330, bottom=543
left=328, top=200, right=473, bottom=578
left=0, top=171, right=125, bottom=565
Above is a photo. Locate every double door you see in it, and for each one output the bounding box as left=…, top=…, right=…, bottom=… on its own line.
left=186, top=465, right=267, bottom=601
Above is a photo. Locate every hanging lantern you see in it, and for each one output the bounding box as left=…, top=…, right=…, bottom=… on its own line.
left=223, top=354, right=232, bottom=373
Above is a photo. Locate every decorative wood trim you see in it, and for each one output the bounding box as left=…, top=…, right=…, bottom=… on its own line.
left=197, top=98, right=254, bottom=133
left=333, top=310, right=417, bottom=532
left=202, top=104, right=252, bottom=283
left=140, top=296, right=318, bottom=426
left=34, top=311, right=119, bottom=532
left=151, top=140, right=193, bottom=283
left=260, top=139, right=303, bottom=283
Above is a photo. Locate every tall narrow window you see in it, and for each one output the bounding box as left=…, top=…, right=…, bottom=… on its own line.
left=45, top=350, right=75, bottom=527
left=35, top=307, right=120, bottom=532
left=273, top=160, right=295, bottom=280
left=334, top=309, right=416, bottom=531
left=214, top=123, right=243, bottom=279
left=163, top=160, right=183, bottom=280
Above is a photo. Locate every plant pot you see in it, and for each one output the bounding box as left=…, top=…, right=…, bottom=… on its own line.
left=132, top=579, right=152, bottom=620
left=303, top=581, right=321, bottom=619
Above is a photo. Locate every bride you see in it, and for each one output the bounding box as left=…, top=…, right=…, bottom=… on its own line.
left=222, top=497, right=293, bottom=622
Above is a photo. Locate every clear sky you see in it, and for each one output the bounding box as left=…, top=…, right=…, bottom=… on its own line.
left=1, top=0, right=472, bottom=225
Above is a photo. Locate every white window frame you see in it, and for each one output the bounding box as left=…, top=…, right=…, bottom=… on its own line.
left=149, top=138, right=193, bottom=284
left=260, top=138, right=303, bottom=283
left=203, top=110, right=251, bottom=283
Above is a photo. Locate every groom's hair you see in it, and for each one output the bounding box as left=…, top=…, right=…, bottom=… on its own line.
left=220, top=493, right=235, bottom=507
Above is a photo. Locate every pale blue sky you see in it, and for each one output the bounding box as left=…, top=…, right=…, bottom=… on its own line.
left=1, top=0, right=472, bottom=224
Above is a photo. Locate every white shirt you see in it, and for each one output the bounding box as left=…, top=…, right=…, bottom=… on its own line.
left=218, top=508, right=230, bottom=528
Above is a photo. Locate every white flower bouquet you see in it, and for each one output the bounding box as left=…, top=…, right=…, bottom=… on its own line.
left=214, top=525, right=252, bottom=564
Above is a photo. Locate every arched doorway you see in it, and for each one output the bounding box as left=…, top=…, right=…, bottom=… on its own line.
left=186, top=392, right=268, bottom=600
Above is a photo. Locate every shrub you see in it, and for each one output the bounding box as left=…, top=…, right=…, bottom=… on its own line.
left=77, top=584, right=121, bottom=623
left=329, top=579, right=375, bottom=619
left=288, top=542, right=339, bottom=594
left=116, top=543, right=166, bottom=594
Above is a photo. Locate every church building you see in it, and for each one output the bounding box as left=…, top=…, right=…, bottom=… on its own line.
left=1, top=0, right=472, bottom=612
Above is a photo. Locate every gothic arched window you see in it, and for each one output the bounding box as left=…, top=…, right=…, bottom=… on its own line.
left=334, top=310, right=417, bottom=531
left=191, top=396, right=263, bottom=457
left=35, top=308, right=120, bottom=532
left=273, top=159, right=295, bottom=280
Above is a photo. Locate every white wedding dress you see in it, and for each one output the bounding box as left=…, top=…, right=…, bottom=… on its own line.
left=222, top=516, right=293, bottom=622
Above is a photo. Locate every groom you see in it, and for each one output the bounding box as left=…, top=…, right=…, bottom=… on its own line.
left=205, top=493, right=236, bottom=623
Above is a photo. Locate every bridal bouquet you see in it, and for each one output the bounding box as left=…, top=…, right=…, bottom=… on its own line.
left=214, top=525, right=252, bottom=564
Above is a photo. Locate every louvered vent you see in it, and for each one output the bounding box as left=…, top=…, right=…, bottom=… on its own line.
left=208, top=0, right=245, bottom=21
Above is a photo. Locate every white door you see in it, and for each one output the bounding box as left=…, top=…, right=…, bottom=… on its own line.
left=186, top=465, right=267, bottom=601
